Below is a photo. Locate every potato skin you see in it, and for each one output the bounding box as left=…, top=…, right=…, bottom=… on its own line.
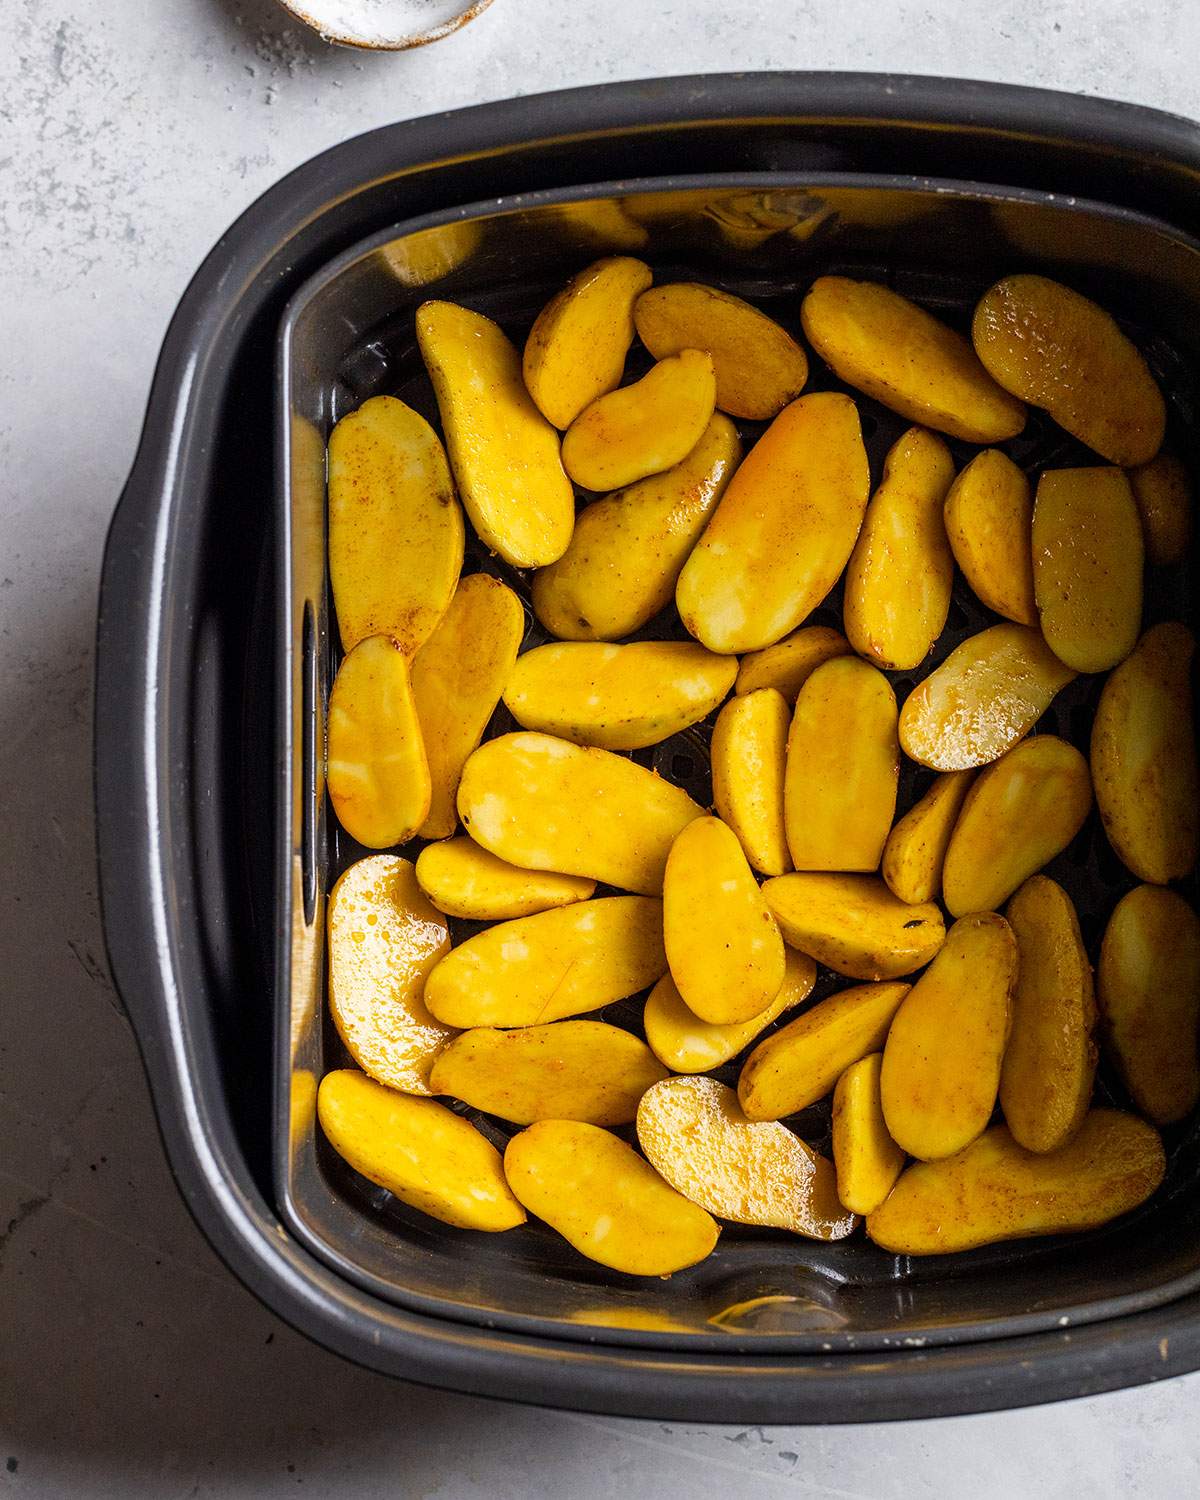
left=414, top=838, right=595, bottom=921
left=943, top=449, right=1037, bottom=626
left=711, top=688, right=790, bottom=877
left=881, top=770, right=975, bottom=905
left=1128, top=450, right=1192, bottom=567
left=762, top=873, right=944, bottom=981
left=831, top=1053, right=905, bottom=1216
left=734, top=625, right=853, bottom=702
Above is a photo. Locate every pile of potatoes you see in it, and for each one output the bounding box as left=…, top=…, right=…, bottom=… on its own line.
left=315, top=257, right=1199, bottom=1275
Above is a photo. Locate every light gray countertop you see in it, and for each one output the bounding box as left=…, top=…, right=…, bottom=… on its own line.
left=3, top=2, right=1200, bottom=1495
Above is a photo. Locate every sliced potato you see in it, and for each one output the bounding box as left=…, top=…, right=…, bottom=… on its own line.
left=881, top=770, right=975, bottom=905
left=328, top=395, right=465, bottom=655
left=423, top=895, right=666, bottom=1028
left=831, top=1053, right=906, bottom=1215
left=800, top=275, right=1025, bottom=442
left=711, top=687, right=790, bottom=877
left=457, top=731, right=704, bottom=894
left=867, top=1110, right=1165, bottom=1254
left=523, top=256, right=653, bottom=429
left=941, top=736, right=1092, bottom=918
left=1091, top=622, right=1199, bottom=883
left=676, top=393, right=870, bottom=653
left=943, top=449, right=1037, bottom=626
left=1098, top=884, right=1200, bottom=1125
left=410, top=574, right=524, bottom=840
left=1128, top=450, right=1192, bottom=567
left=734, top=625, right=853, bottom=702
left=880, top=913, right=1017, bottom=1161
left=843, top=427, right=957, bottom=670
left=663, top=817, right=786, bottom=1024
left=502, top=640, right=736, bottom=751
left=327, top=635, right=431, bottom=847
left=317, top=1070, right=525, bottom=1231
left=429, top=1021, right=668, bottom=1126
left=972, top=274, right=1165, bottom=466
left=561, top=349, right=716, bottom=491
left=898, top=623, right=1077, bottom=770
left=634, top=282, right=808, bottom=419
left=416, top=301, right=574, bottom=567
left=784, top=656, right=899, bottom=872
left=531, top=414, right=741, bottom=642
left=504, top=1120, right=719, bottom=1275
left=763, top=873, right=945, bottom=980
left=637, top=1076, right=855, bottom=1239
left=1000, top=876, right=1097, bottom=1153
left=414, top=838, right=595, bottom=920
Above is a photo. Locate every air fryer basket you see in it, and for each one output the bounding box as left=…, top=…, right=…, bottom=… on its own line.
left=97, top=75, right=1200, bottom=1419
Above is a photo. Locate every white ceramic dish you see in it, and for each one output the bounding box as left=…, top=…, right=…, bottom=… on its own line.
left=278, top=0, right=495, bottom=50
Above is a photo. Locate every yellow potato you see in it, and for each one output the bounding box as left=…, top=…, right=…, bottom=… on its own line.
left=1000, top=876, right=1097, bottom=1153
left=1091, top=622, right=1199, bottom=883
left=327, top=395, right=465, bottom=655
left=880, top=913, right=1017, bottom=1161
left=973, top=274, right=1165, bottom=466
left=710, top=687, right=790, bottom=876
left=881, top=770, right=975, bottom=905
left=381, top=219, right=484, bottom=288
left=831, top=1053, right=906, bottom=1215
left=317, top=1070, right=525, bottom=1231
left=1033, top=467, right=1143, bottom=673
left=327, top=856, right=454, bottom=1095
left=429, top=1021, right=668, bottom=1126
left=783, top=656, right=898, bottom=872
left=504, top=1120, right=719, bottom=1275
left=867, top=1110, right=1165, bottom=1254
left=763, top=873, right=945, bottom=980
left=457, top=732, right=704, bottom=894
left=414, top=838, right=595, bottom=920
left=800, top=275, right=1025, bottom=442
left=734, top=625, right=854, bottom=702
left=416, top=301, right=574, bottom=567
left=898, top=623, right=1077, bottom=770
left=327, top=635, right=431, bottom=848
left=422, top=895, right=666, bottom=1028
left=843, top=427, right=957, bottom=670
left=637, top=1076, right=855, bottom=1239
left=643, top=948, right=816, bottom=1073
left=1128, top=450, right=1193, bottom=567
left=676, top=392, right=870, bottom=653
left=502, top=640, right=736, bottom=751
left=634, top=282, right=808, bottom=419
left=561, top=349, right=716, bottom=491
left=1098, top=884, right=1200, bottom=1125
left=410, top=574, right=524, bottom=840
left=663, top=817, right=786, bottom=1024
left=523, top=256, right=653, bottom=429
left=738, top=981, right=911, bottom=1119
left=941, top=736, right=1093, bottom=917
left=531, top=414, right=741, bottom=642
left=943, top=449, right=1037, bottom=626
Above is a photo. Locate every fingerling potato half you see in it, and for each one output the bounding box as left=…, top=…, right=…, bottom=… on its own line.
left=637, top=1076, right=855, bottom=1239
left=711, top=687, right=790, bottom=876
left=734, top=625, right=853, bottom=702
left=457, top=732, right=704, bottom=894
left=881, top=770, right=975, bottom=905
left=504, top=1120, right=719, bottom=1275
left=800, top=275, right=1025, bottom=442
left=972, top=274, right=1165, bottom=467
left=763, top=872, right=945, bottom=980
left=831, top=1053, right=905, bottom=1216
left=414, top=838, right=595, bottom=921
left=1128, top=449, right=1192, bottom=567
left=867, top=1110, right=1165, bottom=1254
left=943, top=449, right=1037, bottom=626
left=318, top=1070, right=525, bottom=1232
left=429, top=1021, right=668, bottom=1126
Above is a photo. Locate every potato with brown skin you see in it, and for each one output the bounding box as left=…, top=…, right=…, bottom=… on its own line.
left=943, top=449, right=1037, bottom=625
left=1098, top=885, right=1200, bottom=1126
left=734, top=625, right=853, bottom=702
left=800, top=275, right=1026, bottom=442
left=881, top=771, right=975, bottom=905
left=1090, top=622, right=1199, bottom=884
left=414, top=838, right=595, bottom=921
left=880, top=913, right=1017, bottom=1161
left=972, top=274, right=1165, bottom=467
left=763, top=873, right=945, bottom=980
left=1128, top=450, right=1193, bottom=567
left=867, top=1111, right=1165, bottom=1254
left=1000, top=877, right=1097, bottom=1153
left=941, top=736, right=1093, bottom=918
left=711, top=688, right=790, bottom=877
left=831, top=1054, right=906, bottom=1215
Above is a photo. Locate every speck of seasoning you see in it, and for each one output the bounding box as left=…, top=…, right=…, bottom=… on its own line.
left=7, top=1458, right=18, bottom=1474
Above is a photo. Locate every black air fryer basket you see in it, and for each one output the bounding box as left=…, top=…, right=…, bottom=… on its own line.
left=97, top=75, right=1200, bottom=1422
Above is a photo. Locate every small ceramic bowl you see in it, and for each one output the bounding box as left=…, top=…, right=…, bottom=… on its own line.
left=278, top=0, right=495, bottom=50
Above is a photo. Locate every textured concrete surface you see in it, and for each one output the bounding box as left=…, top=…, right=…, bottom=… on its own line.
left=3, top=1, right=1200, bottom=1495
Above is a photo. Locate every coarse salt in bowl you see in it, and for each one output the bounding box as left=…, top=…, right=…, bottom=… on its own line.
left=278, top=0, right=496, bottom=50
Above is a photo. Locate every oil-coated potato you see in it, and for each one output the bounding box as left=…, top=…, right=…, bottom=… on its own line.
left=734, top=625, right=854, bottom=702
left=317, top=1070, right=526, bottom=1231
left=663, top=817, right=786, bottom=1024
left=831, top=1053, right=906, bottom=1215
left=880, top=913, right=1017, bottom=1161
left=843, top=427, right=957, bottom=670
left=711, top=688, right=790, bottom=877
left=504, top=1120, right=719, bottom=1275
left=943, top=449, right=1037, bottom=626
left=414, top=838, right=595, bottom=921
left=1091, top=622, right=1199, bottom=883
left=328, top=395, right=465, bottom=655
left=675, top=393, right=870, bottom=653
left=881, top=770, right=975, bottom=905
left=800, top=275, right=1025, bottom=442
left=1128, top=450, right=1192, bottom=567
left=763, top=873, right=945, bottom=980
left=972, top=274, right=1165, bottom=466
left=416, top=301, right=574, bottom=567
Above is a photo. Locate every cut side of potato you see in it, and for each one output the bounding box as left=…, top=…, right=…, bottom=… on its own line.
left=1128, top=450, right=1192, bottom=567
left=831, top=1053, right=906, bottom=1216
left=734, top=625, right=854, bottom=702
left=762, top=872, right=945, bottom=980
left=414, top=838, right=595, bottom=921
left=711, top=687, right=791, bottom=877
left=943, top=449, right=1037, bottom=626
left=881, top=770, right=975, bottom=905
